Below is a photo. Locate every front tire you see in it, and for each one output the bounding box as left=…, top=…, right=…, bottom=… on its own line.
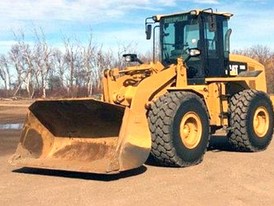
left=228, top=90, right=274, bottom=151
left=148, top=92, right=210, bottom=167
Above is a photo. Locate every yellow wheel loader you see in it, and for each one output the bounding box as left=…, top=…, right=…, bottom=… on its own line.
left=10, top=9, right=274, bottom=174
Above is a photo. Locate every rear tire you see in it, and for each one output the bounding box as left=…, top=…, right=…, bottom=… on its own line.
left=228, top=89, right=274, bottom=151
left=148, top=92, right=210, bottom=167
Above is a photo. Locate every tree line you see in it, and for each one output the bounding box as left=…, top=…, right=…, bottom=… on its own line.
left=0, top=31, right=273, bottom=98
left=0, top=30, right=146, bottom=98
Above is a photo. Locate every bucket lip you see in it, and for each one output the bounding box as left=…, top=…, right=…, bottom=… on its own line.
left=34, top=97, right=98, bottom=101
left=29, top=98, right=126, bottom=109
left=9, top=156, right=121, bottom=174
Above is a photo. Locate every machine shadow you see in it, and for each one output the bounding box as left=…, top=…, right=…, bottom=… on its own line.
left=146, top=134, right=237, bottom=167
left=12, top=166, right=147, bottom=181
left=207, top=134, right=236, bottom=152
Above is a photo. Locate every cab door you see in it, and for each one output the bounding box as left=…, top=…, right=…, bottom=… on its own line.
left=202, top=15, right=228, bottom=77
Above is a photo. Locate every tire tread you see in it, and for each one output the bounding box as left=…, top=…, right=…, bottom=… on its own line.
left=148, top=92, right=209, bottom=167
left=228, top=89, right=273, bottom=151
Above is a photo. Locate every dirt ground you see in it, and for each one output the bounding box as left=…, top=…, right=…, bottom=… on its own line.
left=0, top=100, right=274, bottom=206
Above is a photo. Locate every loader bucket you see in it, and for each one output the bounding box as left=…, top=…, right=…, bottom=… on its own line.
left=9, top=99, right=151, bottom=174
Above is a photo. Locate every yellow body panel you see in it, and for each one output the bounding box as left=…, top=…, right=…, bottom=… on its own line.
left=229, top=54, right=267, bottom=92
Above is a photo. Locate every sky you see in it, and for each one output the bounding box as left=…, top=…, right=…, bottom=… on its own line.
left=0, top=0, right=273, bottom=55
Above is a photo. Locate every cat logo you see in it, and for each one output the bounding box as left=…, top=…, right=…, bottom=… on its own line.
left=228, top=62, right=247, bottom=76
left=229, top=64, right=239, bottom=76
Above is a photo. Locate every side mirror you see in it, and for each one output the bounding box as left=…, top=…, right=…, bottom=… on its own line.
left=146, top=24, right=152, bottom=40
left=188, top=48, right=201, bottom=57
left=183, top=48, right=201, bottom=63
left=123, top=54, right=143, bottom=64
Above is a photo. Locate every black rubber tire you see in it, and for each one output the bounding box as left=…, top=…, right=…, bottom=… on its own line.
left=228, top=89, right=274, bottom=152
left=148, top=91, right=210, bottom=167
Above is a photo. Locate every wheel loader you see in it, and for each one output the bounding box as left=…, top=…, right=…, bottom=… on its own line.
left=10, top=9, right=274, bottom=174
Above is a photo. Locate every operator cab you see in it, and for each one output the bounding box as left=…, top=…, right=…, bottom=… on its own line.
left=146, top=9, right=233, bottom=84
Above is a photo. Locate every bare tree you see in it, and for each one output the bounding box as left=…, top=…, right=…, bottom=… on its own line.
left=33, top=28, right=53, bottom=98
left=63, top=37, right=80, bottom=96
left=235, top=45, right=272, bottom=65
left=9, top=37, right=35, bottom=98
left=0, top=55, right=11, bottom=91
left=51, top=48, right=66, bottom=90
left=81, top=33, right=97, bottom=96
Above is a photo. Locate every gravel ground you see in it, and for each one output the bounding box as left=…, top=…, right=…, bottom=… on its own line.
left=0, top=102, right=274, bottom=206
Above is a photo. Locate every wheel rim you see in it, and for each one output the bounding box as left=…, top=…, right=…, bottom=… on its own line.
left=253, top=106, right=270, bottom=138
left=179, top=112, right=202, bottom=149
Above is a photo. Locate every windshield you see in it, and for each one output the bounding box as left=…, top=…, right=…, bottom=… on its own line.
left=160, top=14, right=200, bottom=65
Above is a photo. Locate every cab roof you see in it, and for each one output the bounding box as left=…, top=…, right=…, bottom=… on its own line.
left=153, top=9, right=233, bottom=22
